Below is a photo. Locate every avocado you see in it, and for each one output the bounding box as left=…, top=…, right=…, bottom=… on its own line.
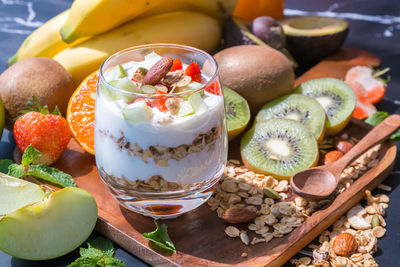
left=281, top=16, right=349, bottom=65
left=224, top=16, right=297, bottom=67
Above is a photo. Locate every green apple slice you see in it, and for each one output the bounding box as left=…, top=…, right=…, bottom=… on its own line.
left=141, top=85, right=157, bottom=94
left=0, top=174, right=45, bottom=215
left=189, top=91, right=208, bottom=113
left=122, top=100, right=153, bottom=123
left=178, top=101, right=194, bottom=117
left=0, top=187, right=98, bottom=260
left=109, top=77, right=140, bottom=93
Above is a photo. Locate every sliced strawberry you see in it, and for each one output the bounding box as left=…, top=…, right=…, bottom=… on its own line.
left=205, top=80, right=220, bottom=95
left=170, top=58, right=183, bottom=71
left=185, top=62, right=201, bottom=82
left=154, top=90, right=168, bottom=112
left=345, top=66, right=386, bottom=104
left=346, top=80, right=377, bottom=120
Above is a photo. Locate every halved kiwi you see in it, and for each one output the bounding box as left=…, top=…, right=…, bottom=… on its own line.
left=224, top=86, right=251, bottom=141
left=241, top=118, right=319, bottom=180
left=255, top=94, right=326, bottom=142
left=294, top=78, right=356, bottom=136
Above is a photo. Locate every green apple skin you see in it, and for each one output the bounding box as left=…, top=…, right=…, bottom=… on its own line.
left=0, top=187, right=98, bottom=260
left=0, top=174, right=45, bottom=215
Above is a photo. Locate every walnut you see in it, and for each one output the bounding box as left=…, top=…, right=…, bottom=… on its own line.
left=165, top=98, right=180, bottom=115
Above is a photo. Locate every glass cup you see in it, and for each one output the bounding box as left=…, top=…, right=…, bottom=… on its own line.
left=95, top=44, right=227, bottom=219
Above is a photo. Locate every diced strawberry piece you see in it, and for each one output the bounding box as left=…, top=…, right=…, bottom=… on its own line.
left=345, top=66, right=386, bottom=104
left=346, top=80, right=377, bottom=120
left=170, top=58, right=183, bottom=71
left=185, top=62, right=202, bottom=82
left=154, top=90, right=168, bottom=112
left=205, top=80, right=220, bottom=94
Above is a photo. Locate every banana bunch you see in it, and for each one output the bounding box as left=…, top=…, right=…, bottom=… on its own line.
left=9, top=0, right=237, bottom=98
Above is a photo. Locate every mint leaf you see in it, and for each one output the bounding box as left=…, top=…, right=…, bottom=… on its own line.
left=365, top=112, right=400, bottom=141
left=27, top=164, right=76, bottom=187
left=143, top=221, right=176, bottom=253
left=70, top=237, right=125, bottom=267
left=0, top=159, right=13, bottom=174
left=21, top=145, right=42, bottom=166
left=8, top=164, right=24, bottom=178
left=87, top=237, right=114, bottom=257
left=69, top=256, right=98, bottom=267
left=365, top=111, right=389, bottom=126
left=98, top=257, right=126, bottom=267
left=80, top=247, right=104, bottom=259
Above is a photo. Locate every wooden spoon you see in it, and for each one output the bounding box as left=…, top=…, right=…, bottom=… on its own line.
left=291, top=114, right=400, bottom=201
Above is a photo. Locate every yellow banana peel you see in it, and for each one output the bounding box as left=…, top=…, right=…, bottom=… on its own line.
left=61, top=0, right=237, bottom=43
left=53, top=11, right=221, bottom=98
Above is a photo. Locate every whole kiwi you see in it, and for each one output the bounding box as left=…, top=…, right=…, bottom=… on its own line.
left=0, top=57, right=73, bottom=129
left=214, top=45, right=294, bottom=114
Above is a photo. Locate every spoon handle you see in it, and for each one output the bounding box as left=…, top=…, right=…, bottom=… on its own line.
left=333, top=114, right=400, bottom=176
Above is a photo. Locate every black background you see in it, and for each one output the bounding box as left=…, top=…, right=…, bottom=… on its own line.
left=0, top=0, right=399, bottom=266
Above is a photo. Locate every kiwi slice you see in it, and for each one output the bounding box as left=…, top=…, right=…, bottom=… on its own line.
left=255, top=94, right=326, bottom=142
left=294, top=78, right=356, bottom=136
left=241, top=118, right=319, bottom=179
left=224, top=86, right=251, bottom=141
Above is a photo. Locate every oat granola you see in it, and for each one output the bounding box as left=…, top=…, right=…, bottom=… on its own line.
left=208, top=142, right=384, bottom=266
left=99, top=126, right=220, bottom=166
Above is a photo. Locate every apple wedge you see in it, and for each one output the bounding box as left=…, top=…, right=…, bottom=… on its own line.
left=0, top=187, right=98, bottom=260
left=0, top=173, right=45, bottom=215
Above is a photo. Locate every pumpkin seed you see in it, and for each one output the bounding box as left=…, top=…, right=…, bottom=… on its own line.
left=263, top=187, right=280, bottom=199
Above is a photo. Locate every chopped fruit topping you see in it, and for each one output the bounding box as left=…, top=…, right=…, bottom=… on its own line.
left=345, top=66, right=387, bottom=104
left=122, top=101, right=153, bottom=123
left=205, top=80, right=220, bottom=94
left=170, top=58, right=183, bottom=71
left=346, top=80, right=376, bottom=120
left=185, top=62, right=202, bottom=82
left=154, top=90, right=168, bottom=112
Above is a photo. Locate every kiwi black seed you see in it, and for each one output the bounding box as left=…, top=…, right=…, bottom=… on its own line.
left=294, top=78, right=356, bottom=136
left=241, top=118, right=319, bottom=179
left=255, top=94, right=326, bottom=142
left=224, top=86, right=250, bottom=141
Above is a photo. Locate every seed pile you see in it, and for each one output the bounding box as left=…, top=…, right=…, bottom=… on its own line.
left=208, top=143, right=383, bottom=257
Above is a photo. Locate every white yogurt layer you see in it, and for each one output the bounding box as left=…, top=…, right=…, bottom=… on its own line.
left=94, top=54, right=227, bottom=184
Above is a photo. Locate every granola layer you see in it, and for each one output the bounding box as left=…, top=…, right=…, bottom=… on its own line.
left=99, top=126, right=220, bottom=166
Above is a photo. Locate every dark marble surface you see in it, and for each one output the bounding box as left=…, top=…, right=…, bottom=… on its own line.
left=0, top=0, right=399, bottom=266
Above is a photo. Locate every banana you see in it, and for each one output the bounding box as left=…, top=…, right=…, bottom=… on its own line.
left=53, top=11, right=221, bottom=96
left=60, top=0, right=237, bottom=43
left=8, top=10, right=89, bottom=66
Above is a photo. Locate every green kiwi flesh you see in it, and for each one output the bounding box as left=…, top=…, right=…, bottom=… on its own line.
left=241, top=118, right=319, bottom=179
left=294, top=78, right=356, bottom=135
left=224, top=86, right=251, bottom=141
left=255, top=94, right=326, bottom=142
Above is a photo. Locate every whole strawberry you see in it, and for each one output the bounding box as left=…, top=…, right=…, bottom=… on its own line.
left=13, top=97, right=71, bottom=165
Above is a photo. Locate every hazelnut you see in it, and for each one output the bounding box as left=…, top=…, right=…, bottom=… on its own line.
left=332, top=232, right=357, bottom=257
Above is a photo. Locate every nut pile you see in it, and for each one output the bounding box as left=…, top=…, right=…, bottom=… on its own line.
left=99, top=126, right=220, bottom=166
left=208, top=143, right=383, bottom=256
left=290, top=188, right=390, bottom=267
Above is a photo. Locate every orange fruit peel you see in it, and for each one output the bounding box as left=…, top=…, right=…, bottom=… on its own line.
left=67, top=71, right=98, bottom=155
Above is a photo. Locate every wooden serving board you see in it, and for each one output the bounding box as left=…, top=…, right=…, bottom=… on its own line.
left=46, top=48, right=396, bottom=266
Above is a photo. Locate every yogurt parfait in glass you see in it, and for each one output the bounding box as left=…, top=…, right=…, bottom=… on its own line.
left=95, top=44, right=227, bottom=218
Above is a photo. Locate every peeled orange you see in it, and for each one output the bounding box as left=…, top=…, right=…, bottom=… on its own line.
left=67, top=71, right=98, bottom=155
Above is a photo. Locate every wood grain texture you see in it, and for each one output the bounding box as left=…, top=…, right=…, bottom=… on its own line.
left=33, top=48, right=395, bottom=266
